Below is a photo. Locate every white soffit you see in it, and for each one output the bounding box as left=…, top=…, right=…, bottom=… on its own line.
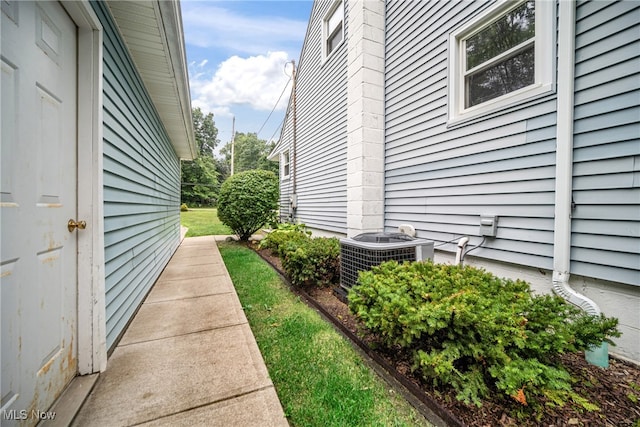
left=107, top=0, right=196, bottom=160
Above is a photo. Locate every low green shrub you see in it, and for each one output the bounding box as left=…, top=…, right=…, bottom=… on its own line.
left=217, top=170, right=279, bottom=241
left=272, top=222, right=310, bottom=233
left=282, top=237, right=340, bottom=288
left=180, top=203, right=189, bottom=212
left=259, top=223, right=312, bottom=257
left=348, top=261, right=620, bottom=411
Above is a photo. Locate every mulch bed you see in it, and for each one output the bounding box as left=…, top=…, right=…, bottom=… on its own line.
left=252, top=244, right=640, bottom=427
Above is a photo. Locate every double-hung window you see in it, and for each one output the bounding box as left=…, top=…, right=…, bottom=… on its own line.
left=324, top=0, right=344, bottom=60
left=448, top=0, right=554, bottom=123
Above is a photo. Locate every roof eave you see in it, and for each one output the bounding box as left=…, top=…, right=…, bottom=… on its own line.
left=107, top=0, right=196, bottom=160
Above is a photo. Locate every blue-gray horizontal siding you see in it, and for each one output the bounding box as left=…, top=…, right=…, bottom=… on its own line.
left=384, top=0, right=558, bottom=269
left=278, top=0, right=348, bottom=233
left=571, top=0, right=640, bottom=286
left=93, top=2, right=182, bottom=350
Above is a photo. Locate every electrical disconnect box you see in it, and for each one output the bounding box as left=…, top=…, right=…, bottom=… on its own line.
left=479, top=214, right=498, bottom=237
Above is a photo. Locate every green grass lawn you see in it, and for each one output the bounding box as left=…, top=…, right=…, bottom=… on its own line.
left=219, top=242, right=432, bottom=427
left=180, top=208, right=232, bottom=237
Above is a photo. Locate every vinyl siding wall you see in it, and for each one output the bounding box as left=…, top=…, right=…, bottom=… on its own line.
left=93, top=2, right=182, bottom=350
left=384, top=0, right=639, bottom=288
left=571, top=0, right=640, bottom=286
left=279, top=0, right=349, bottom=233
left=384, top=0, right=559, bottom=270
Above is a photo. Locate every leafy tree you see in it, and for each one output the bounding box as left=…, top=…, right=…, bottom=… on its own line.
left=181, top=156, right=219, bottom=206
left=192, top=107, right=219, bottom=156
left=220, top=132, right=278, bottom=175
left=181, top=108, right=221, bottom=206
left=212, top=156, right=230, bottom=184
left=256, top=144, right=279, bottom=175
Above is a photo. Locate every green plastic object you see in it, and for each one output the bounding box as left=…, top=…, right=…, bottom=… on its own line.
left=585, top=342, right=609, bottom=368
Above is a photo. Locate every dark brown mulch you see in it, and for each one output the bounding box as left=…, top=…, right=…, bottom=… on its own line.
left=253, top=245, right=640, bottom=427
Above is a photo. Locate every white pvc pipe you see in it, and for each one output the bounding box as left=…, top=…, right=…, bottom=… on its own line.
left=455, top=237, right=470, bottom=266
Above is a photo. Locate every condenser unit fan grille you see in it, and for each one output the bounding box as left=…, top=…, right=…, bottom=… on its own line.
left=340, top=244, right=416, bottom=290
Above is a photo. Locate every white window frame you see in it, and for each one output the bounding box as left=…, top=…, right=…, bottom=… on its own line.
left=448, top=0, right=554, bottom=125
left=323, top=0, right=344, bottom=61
left=282, top=150, right=290, bottom=178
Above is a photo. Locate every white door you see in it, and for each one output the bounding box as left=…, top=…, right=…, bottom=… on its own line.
left=1, top=1, right=78, bottom=423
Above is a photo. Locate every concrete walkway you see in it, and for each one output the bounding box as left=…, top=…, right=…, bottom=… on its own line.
left=72, top=236, right=288, bottom=426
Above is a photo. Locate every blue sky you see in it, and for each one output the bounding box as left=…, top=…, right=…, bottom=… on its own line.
left=181, top=0, right=313, bottom=149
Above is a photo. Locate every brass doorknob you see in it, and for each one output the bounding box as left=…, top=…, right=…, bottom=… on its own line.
left=68, top=219, right=87, bottom=232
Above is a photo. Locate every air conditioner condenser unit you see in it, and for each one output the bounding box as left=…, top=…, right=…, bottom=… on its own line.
left=339, top=232, right=434, bottom=291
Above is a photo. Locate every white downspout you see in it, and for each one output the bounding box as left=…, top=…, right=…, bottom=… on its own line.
left=553, top=0, right=606, bottom=366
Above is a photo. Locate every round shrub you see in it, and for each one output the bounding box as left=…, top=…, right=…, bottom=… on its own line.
left=180, top=203, right=189, bottom=212
left=217, top=170, right=279, bottom=240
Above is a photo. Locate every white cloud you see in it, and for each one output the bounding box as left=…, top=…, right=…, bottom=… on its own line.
left=181, top=3, right=308, bottom=56
left=191, top=101, right=233, bottom=120
left=190, top=51, right=292, bottom=112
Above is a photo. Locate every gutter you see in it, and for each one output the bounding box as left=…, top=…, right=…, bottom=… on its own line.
left=553, top=0, right=606, bottom=366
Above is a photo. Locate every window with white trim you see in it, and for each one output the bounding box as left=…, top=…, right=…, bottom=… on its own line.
left=282, top=151, right=290, bottom=178
left=323, top=0, right=344, bottom=60
left=448, top=0, right=554, bottom=123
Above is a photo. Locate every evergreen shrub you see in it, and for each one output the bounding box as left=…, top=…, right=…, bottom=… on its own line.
left=282, top=237, right=340, bottom=288
left=259, top=223, right=311, bottom=257
left=347, top=260, right=620, bottom=411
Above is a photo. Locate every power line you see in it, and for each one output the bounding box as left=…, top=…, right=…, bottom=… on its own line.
left=256, top=79, right=290, bottom=136
left=267, top=115, right=285, bottom=143
left=256, top=67, right=293, bottom=136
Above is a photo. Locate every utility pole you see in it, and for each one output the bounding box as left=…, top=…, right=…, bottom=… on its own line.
left=230, top=116, right=235, bottom=176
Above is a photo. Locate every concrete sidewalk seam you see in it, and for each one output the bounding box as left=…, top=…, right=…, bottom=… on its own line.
left=116, top=321, right=250, bottom=348
left=157, top=272, right=227, bottom=280
left=151, top=275, right=225, bottom=283
left=127, top=385, right=279, bottom=427
left=142, top=291, right=233, bottom=304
